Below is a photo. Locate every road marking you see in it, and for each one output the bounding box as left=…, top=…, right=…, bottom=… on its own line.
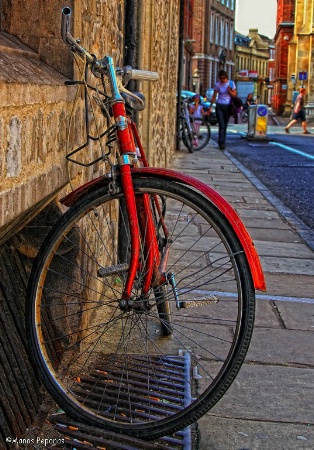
left=272, top=142, right=314, bottom=161
left=185, top=289, right=314, bottom=304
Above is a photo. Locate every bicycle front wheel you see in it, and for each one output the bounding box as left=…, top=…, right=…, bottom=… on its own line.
left=27, top=176, right=255, bottom=440
left=180, top=119, right=194, bottom=153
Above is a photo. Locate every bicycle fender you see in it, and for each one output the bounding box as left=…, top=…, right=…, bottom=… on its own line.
left=60, top=168, right=266, bottom=291
left=132, top=167, right=266, bottom=291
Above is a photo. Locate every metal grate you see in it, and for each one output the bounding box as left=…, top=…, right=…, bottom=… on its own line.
left=49, top=354, right=193, bottom=449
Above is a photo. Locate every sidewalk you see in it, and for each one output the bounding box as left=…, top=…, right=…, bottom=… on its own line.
left=170, top=144, right=314, bottom=450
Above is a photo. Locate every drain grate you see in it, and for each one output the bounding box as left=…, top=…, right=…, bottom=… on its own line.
left=49, top=354, right=193, bottom=449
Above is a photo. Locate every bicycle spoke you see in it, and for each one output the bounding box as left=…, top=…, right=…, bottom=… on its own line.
left=28, top=177, right=254, bottom=437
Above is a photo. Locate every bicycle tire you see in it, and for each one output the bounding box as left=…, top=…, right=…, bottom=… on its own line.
left=240, top=110, right=248, bottom=123
left=26, top=176, right=255, bottom=440
left=190, top=117, right=211, bottom=150
left=181, top=119, right=194, bottom=153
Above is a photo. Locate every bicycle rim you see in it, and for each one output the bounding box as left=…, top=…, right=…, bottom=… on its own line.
left=27, top=176, right=255, bottom=439
left=181, top=122, right=194, bottom=153
left=191, top=118, right=211, bottom=151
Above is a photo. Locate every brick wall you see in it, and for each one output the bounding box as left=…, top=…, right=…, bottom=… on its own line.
left=137, top=0, right=180, bottom=168
left=0, top=0, right=179, bottom=239
left=0, top=0, right=180, bottom=443
left=192, top=0, right=236, bottom=95
left=273, top=0, right=295, bottom=113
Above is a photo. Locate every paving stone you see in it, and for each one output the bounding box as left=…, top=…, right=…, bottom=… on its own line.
left=275, top=301, right=314, bottom=331
left=247, top=328, right=314, bottom=366
left=262, top=273, right=314, bottom=299
left=197, top=415, right=314, bottom=450
left=253, top=240, right=314, bottom=258
left=210, top=364, right=314, bottom=424
left=254, top=299, right=280, bottom=328
left=261, top=256, right=314, bottom=276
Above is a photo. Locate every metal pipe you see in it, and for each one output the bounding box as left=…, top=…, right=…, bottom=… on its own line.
left=176, top=0, right=185, bottom=149
left=61, top=7, right=72, bottom=44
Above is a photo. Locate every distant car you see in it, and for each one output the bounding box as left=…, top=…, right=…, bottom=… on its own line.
left=180, top=90, right=217, bottom=125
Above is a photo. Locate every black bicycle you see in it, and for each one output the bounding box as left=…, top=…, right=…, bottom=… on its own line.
left=179, top=99, right=211, bottom=152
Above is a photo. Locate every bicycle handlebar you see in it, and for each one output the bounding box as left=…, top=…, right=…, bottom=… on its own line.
left=61, top=7, right=159, bottom=82
left=61, top=7, right=95, bottom=65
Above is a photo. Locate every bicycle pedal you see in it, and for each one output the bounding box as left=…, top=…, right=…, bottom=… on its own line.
left=97, top=263, right=129, bottom=277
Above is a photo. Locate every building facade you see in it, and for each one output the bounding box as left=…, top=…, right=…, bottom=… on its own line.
left=191, top=0, right=236, bottom=96
left=234, top=29, right=273, bottom=104
left=273, top=0, right=295, bottom=114
left=0, top=0, right=180, bottom=239
left=0, top=0, right=180, bottom=441
left=182, top=0, right=195, bottom=90
left=283, top=0, right=314, bottom=116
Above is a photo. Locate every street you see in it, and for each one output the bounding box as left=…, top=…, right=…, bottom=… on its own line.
left=211, top=122, right=314, bottom=236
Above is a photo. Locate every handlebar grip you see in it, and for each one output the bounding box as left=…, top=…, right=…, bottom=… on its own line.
left=129, top=69, right=159, bottom=82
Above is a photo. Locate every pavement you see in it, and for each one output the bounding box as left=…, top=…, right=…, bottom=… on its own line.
left=170, top=139, right=314, bottom=450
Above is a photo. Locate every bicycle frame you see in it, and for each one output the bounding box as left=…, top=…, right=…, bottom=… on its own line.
left=61, top=165, right=266, bottom=291
left=60, top=7, right=266, bottom=297
left=110, top=89, right=163, bottom=303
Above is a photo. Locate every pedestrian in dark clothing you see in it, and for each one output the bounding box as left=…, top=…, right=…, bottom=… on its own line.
left=244, top=93, right=256, bottom=110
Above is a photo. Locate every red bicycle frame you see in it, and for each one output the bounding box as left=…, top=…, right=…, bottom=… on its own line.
left=111, top=102, right=163, bottom=302
left=60, top=56, right=265, bottom=295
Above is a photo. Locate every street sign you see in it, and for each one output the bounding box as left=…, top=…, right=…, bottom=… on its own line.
left=299, top=71, right=307, bottom=81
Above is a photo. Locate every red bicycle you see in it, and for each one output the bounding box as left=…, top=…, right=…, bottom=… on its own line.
left=26, top=7, right=266, bottom=441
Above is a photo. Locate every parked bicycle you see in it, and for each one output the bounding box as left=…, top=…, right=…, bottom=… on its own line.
left=179, top=98, right=210, bottom=152
left=240, top=107, right=248, bottom=123
left=26, top=7, right=266, bottom=441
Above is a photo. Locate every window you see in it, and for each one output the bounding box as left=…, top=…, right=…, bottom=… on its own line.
left=215, top=16, right=219, bottom=44
left=210, top=13, right=215, bottom=43
left=220, top=19, right=224, bottom=45
left=225, top=23, right=229, bottom=48
left=209, top=60, right=213, bottom=88
left=229, top=24, right=234, bottom=50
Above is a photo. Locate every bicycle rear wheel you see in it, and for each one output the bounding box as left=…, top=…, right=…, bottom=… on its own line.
left=240, top=110, right=248, bottom=123
left=190, top=117, right=211, bottom=150
left=27, top=176, right=255, bottom=440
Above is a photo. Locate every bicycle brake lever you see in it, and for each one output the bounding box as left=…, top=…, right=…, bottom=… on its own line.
left=120, top=86, right=145, bottom=111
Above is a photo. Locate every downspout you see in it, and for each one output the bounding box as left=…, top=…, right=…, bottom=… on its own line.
left=176, top=0, right=184, bottom=149
left=124, top=0, right=139, bottom=101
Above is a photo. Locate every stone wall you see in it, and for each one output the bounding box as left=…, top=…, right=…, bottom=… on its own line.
left=0, top=0, right=179, bottom=240
left=137, top=0, right=180, bottom=168
left=0, top=0, right=180, bottom=443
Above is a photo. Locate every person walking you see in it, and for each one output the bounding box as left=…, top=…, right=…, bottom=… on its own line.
left=244, top=93, right=256, bottom=110
left=208, top=70, right=236, bottom=149
left=285, top=87, right=311, bottom=134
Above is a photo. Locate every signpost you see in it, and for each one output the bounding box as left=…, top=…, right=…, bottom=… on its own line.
left=299, top=71, right=307, bottom=87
